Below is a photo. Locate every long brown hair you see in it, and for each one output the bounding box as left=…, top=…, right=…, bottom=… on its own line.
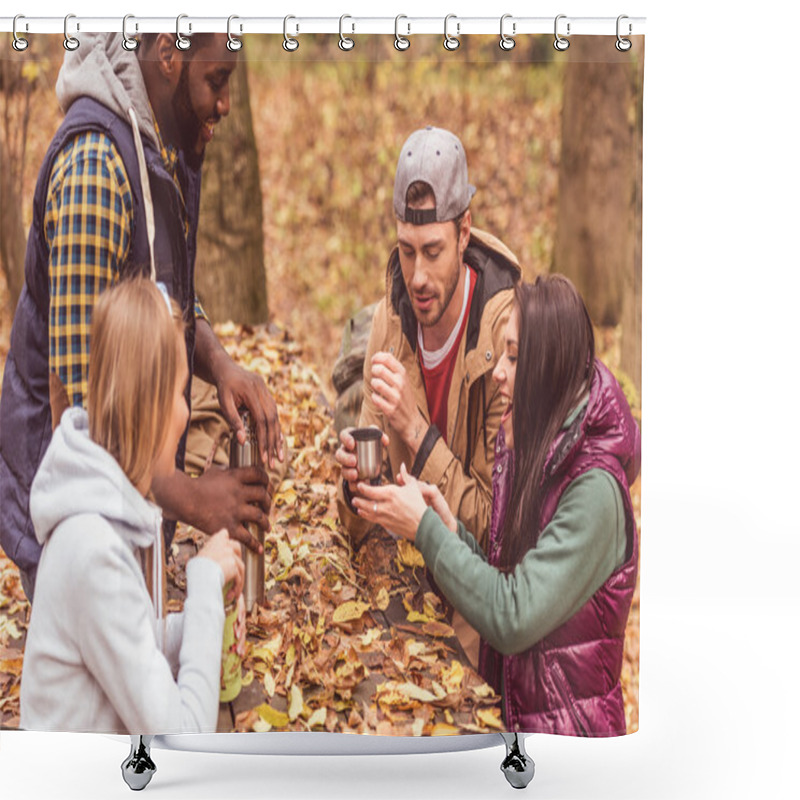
left=499, top=275, right=595, bottom=568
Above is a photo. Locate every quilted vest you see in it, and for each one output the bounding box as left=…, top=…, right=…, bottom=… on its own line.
left=0, top=97, right=201, bottom=579
left=479, top=359, right=640, bottom=736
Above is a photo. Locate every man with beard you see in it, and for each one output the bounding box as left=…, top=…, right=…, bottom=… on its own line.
left=335, top=127, right=521, bottom=666
left=0, top=32, right=281, bottom=602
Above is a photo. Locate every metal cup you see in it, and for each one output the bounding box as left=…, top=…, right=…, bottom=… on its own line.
left=228, top=410, right=265, bottom=612
left=351, top=427, right=383, bottom=485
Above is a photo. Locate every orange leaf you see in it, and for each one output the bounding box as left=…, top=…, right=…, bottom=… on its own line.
left=422, top=621, right=455, bottom=638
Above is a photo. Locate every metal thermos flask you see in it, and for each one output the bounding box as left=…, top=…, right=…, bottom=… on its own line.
left=228, top=410, right=265, bottom=611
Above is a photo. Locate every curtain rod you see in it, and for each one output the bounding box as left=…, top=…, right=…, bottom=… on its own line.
left=0, top=15, right=646, bottom=37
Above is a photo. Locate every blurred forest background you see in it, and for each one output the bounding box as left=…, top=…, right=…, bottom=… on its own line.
left=1, top=35, right=642, bottom=731
left=1, top=34, right=643, bottom=400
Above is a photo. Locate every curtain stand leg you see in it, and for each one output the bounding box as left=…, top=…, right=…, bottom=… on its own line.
left=499, top=732, right=535, bottom=789
left=121, top=734, right=156, bottom=791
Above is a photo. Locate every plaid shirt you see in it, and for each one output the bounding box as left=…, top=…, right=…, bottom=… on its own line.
left=45, top=122, right=208, bottom=407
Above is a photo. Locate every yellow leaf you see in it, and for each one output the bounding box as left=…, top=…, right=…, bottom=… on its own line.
left=396, top=682, right=437, bottom=703
left=274, top=488, right=297, bottom=508
left=250, top=634, right=281, bottom=664
left=295, top=543, right=310, bottom=561
left=424, top=592, right=442, bottom=611
left=406, top=640, right=428, bottom=657
left=288, top=684, right=303, bottom=721
left=0, top=617, right=22, bottom=640
left=397, top=540, right=425, bottom=568
left=476, top=708, right=504, bottom=730
left=263, top=671, right=276, bottom=697
left=406, top=610, right=434, bottom=624
left=412, top=717, right=425, bottom=737
left=441, top=660, right=464, bottom=693
left=306, top=707, right=327, bottom=729
left=472, top=682, right=496, bottom=699
left=332, top=600, right=371, bottom=624
left=285, top=643, right=296, bottom=667
left=241, top=669, right=254, bottom=688
left=375, top=587, right=390, bottom=611
left=252, top=717, right=272, bottom=733
left=277, top=539, right=294, bottom=570
left=256, top=703, right=289, bottom=728
left=358, top=627, right=381, bottom=647
left=264, top=631, right=283, bottom=655
left=431, top=681, right=447, bottom=700
left=21, top=62, right=42, bottom=83
left=432, top=723, right=460, bottom=736
left=216, top=321, right=237, bottom=337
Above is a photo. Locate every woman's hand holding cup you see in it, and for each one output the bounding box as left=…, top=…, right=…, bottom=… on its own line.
left=396, top=463, right=458, bottom=533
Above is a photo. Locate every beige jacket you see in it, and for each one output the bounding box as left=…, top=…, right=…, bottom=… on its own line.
left=337, top=228, right=521, bottom=661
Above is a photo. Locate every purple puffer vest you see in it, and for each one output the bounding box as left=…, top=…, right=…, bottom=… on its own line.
left=479, top=359, right=640, bottom=736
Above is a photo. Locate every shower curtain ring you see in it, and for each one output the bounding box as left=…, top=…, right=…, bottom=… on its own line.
left=499, top=14, right=516, bottom=50
left=339, top=15, right=355, bottom=51
left=616, top=15, right=632, bottom=51
left=553, top=14, right=570, bottom=51
left=122, top=15, right=139, bottom=51
left=283, top=16, right=299, bottom=51
left=176, top=14, right=191, bottom=51
left=12, top=15, right=28, bottom=51
left=64, top=14, right=80, bottom=51
left=227, top=15, right=243, bottom=51
left=394, top=15, right=410, bottom=51
left=443, top=14, right=460, bottom=51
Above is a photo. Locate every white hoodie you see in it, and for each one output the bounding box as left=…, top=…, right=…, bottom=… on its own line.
left=20, top=408, right=225, bottom=734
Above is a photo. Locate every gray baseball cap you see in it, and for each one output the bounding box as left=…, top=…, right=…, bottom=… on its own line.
left=393, top=126, right=476, bottom=225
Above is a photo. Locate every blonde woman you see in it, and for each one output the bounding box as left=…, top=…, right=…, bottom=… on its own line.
left=20, top=277, right=244, bottom=734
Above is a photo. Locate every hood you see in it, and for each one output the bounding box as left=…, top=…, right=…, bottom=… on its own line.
left=545, top=359, right=641, bottom=487
left=387, top=226, right=521, bottom=354
left=56, top=32, right=159, bottom=149
left=29, top=407, right=161, bottom=550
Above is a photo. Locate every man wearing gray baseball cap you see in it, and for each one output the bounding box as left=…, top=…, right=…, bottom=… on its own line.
left=336, top=126, right=521, bottom=665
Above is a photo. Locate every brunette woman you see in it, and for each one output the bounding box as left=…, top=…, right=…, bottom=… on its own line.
left=353, top=275, right=640, bottom=736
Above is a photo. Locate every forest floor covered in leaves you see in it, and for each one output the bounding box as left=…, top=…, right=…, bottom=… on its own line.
left=0, top=284, right=639, bottom=734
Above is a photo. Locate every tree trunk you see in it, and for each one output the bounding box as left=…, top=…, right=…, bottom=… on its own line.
left=553, top=36, right=642, bottom=390
left=195, top=56, right=267, bottom=325
left=0, top=59, right=33, bottom=313
left=621, top=42, right=644, bottom=394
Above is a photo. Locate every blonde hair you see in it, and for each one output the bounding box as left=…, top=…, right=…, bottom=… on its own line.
left=88, top=277, right=186, bottom=491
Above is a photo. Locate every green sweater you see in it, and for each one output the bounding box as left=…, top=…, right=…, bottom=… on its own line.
left=415, top=468, right=627, bottom=656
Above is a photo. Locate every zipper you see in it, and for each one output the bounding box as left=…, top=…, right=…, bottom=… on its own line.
left=502, top=656, right=515, bottom=730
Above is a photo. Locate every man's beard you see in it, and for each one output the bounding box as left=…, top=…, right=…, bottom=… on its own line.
left=418, top=259, right=462, bottom=330
left=173, top=63, right=204, bottom=170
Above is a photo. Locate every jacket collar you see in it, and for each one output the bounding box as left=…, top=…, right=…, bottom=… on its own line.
left=386, top=227, right=521, bottom=355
